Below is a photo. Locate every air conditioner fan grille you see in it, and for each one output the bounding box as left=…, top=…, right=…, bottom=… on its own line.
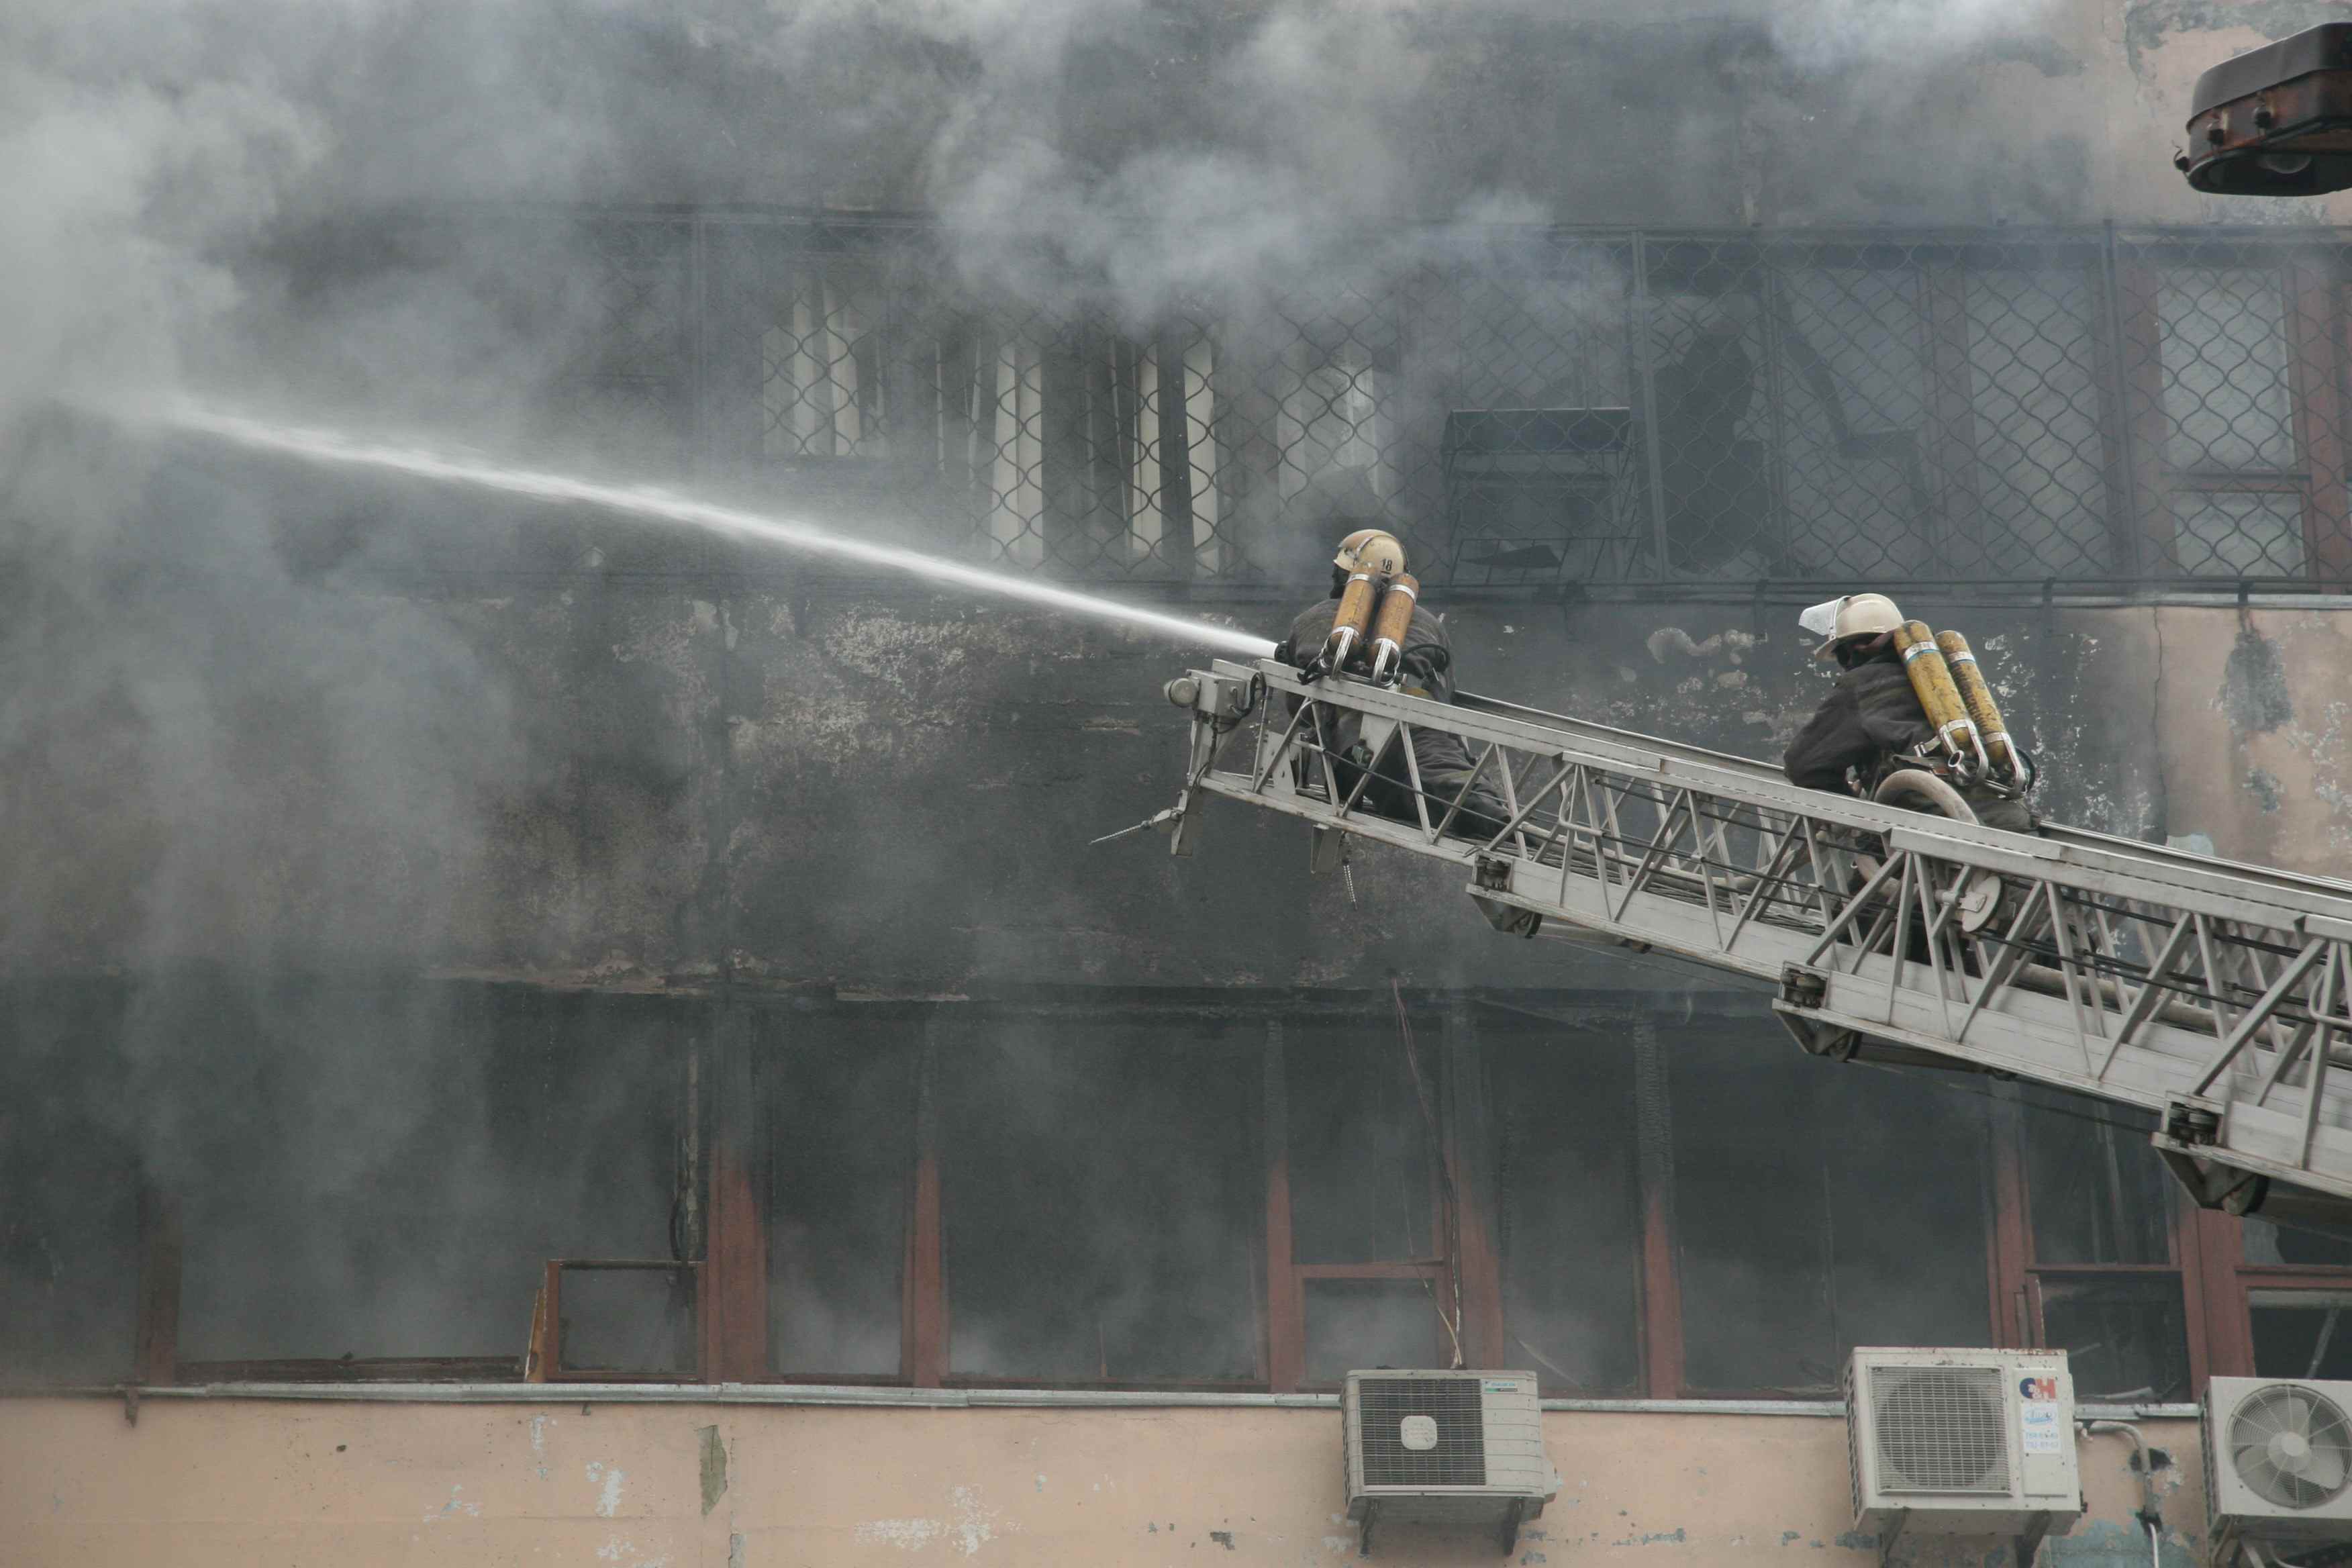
left=1359, top=1377, right=1486, bottom=1488
left=2229, top=1383, right=2352, bottom=1511
left=1869, top=1365, right=2012, bottom=1493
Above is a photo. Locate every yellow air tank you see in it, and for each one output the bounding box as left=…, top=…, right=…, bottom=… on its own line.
left=1320, top=570, right=1382, bottom=673
left=1892, top=621, right=1986, bottom=775
left=1934, top=629, right=2024, bottom=785
left=1367, top=573, right=1420, bottom=685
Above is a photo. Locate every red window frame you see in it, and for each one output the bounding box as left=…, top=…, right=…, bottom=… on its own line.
left=115, top=992, right=2335, bottom=1400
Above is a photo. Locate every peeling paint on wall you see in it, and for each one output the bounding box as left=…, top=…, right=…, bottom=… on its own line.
left=852, top=1485, right=1008, bottom=1555
left=856, top=1517, right=947, bottom=1551
left=422, top=1483, right=481, bottom=1523
left=2122, top=0, right=2352, bottom=82
left=586, top=1460, right=626, bottom=1518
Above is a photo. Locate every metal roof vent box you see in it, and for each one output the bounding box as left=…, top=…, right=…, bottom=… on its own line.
left=1847, top=1349, right=2082, bottom=1547
left=1342, top=1369, right=1559, bottom=1557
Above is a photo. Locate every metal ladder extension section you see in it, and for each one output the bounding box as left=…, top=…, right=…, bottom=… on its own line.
left=1163, top=657, right=2352, bottom=1220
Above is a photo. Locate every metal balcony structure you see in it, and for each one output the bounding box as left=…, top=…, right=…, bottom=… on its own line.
left=1163, top=658, right=2352, bottom=1223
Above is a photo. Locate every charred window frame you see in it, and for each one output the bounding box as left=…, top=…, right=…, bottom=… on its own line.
left=2175, top=1206, right=2352, bottom=1384
left=1663, top=1014, right=1999, bottom=1398
left=1480, top=1004, right=1646, bottom=1395
left=121, top=981, right=701, bottom=1387
left=775, top=994, right=2085, bottom=1400
left=1981, top=1063, right=2352, bottom=1400
left=752, top=995, right=1491, bottom=1393
left=935, top=1011, right=1265, bottom=1389
left=1274, top=1010, right=1464, bottom=1389
left=99, top=984, right=2352, bottom=1398
left=1992, top=1085, right=2202, bottom=1403
left=0, top=979, right=143, bottom=1386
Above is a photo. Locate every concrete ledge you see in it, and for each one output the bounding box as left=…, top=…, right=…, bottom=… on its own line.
left=0, top=1382, right=2199, bottom=1420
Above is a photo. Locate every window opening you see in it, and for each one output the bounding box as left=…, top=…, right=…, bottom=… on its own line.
left=1672, top=1020, right=1993, bottom=1394
left=764, top=1016, right=918, bottom=1379
left=939, top=1018, right=1261, bottom=1383
left=2013, top=1087, right=2191, bottom=1402
left=1485, top=1018, right=1642, bottom=1393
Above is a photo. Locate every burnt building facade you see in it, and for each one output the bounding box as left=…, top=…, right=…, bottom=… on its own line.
left=12, top=1, right=2352, bottom=1563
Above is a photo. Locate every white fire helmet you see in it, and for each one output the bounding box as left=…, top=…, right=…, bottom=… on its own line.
left=1333, top=528, right=1406, bottom=577
left=1800, top=593, right=1904, bottom=660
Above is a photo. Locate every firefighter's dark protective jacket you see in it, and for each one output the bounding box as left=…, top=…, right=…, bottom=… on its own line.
left=1783, top=646, right=2035, bottom=832
left=1781, top=650, right=1934, bottom=793
left=1281, top=596, right=1512, bottom=838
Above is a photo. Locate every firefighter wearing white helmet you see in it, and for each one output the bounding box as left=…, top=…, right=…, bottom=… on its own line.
left=1783, top=593, right=2035, bottom=832
left=1274, top=528, right=1512, bottom=840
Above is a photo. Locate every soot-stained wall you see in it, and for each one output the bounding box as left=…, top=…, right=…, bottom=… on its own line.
left=15, top=505, right=2265, bottom=998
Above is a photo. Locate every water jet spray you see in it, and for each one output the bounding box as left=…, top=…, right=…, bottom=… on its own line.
left=134, top=402, right=1281, bottom=660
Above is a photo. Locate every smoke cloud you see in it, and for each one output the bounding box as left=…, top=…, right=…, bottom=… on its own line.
left=2, top=0, right=2077, bottom=434
left=0, top=0, right=2072, bottom=1378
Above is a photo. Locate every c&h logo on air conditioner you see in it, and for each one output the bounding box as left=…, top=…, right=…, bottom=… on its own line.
left=2018, top=1376, right=2058, bottom=1402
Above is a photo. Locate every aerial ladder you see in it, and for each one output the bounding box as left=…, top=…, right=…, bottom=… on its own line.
left=1157, top=654, right=2352, bottom=1231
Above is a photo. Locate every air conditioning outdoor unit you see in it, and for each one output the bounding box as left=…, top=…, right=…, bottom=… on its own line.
left=2206, top=1377, right=2352, bottom=1555
left=1342, top=1369, right=1559, bottom=1557
left=1847, top=1349, right=2082, bottom=1542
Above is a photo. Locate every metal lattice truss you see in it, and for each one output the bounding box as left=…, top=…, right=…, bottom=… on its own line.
left=1167, top=658, right=2352, bottom=1215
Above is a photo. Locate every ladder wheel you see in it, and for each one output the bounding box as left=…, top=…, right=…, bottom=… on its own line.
left=1874, top=770, right=2004, bottom=933
left=1873, top=768, right=1979, bottom=825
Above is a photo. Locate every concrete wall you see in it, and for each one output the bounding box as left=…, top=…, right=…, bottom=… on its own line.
left=0, top=1396, right=2207, bottom=1568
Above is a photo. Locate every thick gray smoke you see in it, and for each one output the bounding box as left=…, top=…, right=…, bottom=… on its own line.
left=1, top=0, right=2078, bottom=432
left=3, top=0, right=2071, bottom=1377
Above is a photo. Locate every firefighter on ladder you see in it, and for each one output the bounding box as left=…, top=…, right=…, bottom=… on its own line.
left=1783, top=592, right=2036, bottom=833
left=1275, top=529, right=1514, bottom=840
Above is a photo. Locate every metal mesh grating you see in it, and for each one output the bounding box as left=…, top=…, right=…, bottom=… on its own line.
left=1869, top=1365, right=2012, bottom=1494
left=518, top=214, right=2352, bottom=594
left=1359, top=1377, right=1487, bottom=1488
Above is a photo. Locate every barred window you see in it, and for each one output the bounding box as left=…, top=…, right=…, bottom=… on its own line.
left=566, top=216, right=2352, bottom=590
left=1277, top=338, right=1398, bottom=522
left=1963, top=266, right=2112, bottom=578
left=959, top=326, right=1223, bottom=579
left=1129, top=332, right=1224, bottom=577
left=1773, top=265, right=1934, bottom=582
left=761, top=272, right=885, bottom=460
left=1645, top=286, right=1777, bottom=579
left=979, top=330, right=1045, bottom=569
left=2158, top=268, right=2307, bottom=577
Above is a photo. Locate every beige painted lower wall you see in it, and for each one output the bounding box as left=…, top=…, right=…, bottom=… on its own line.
left=0, top=1397, right=2205, bottom=1568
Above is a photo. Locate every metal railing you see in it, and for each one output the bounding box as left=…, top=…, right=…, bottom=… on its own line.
left=544, top=213, right=2352, bottom=595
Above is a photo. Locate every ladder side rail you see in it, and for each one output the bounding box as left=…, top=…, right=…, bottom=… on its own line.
left=1224, top=660, right=2352, bottom=928
left=1197, top=758, right=2352, bottom=1196
left=1186, top=662, right=2352, bottom=1202
left=1451, top=669, right=2352, bottom=903
left=1228, top=660, right=2352, bottom=912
